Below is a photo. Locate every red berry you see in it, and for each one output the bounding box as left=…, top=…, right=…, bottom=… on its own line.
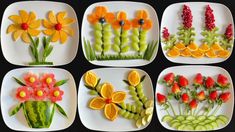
left=178, top=75, right=188, bottom=87
left=164, top=72, right=175, bottom=85
left=205, top=5, right=215, bottom=31
left=157, top=93, right=167, bottom=104
left=55, top=23, right=62, bottom=31
left=219, top=92, right=231, bottom=103
left=182, top=4, right=193, bottom=29
left=105, top=98, right=112, bottom=104
left=189, top=99, right=198, bottom=109
left=21, top=23, right=29, bottom=30
left=217, top=74, right=228, bottom=87
left=197, top=91, right=205, bottom=101
left=209, top=91, right=217, bottom=101
left=181, top=93, right=189, bottom=103
left=205, top=77, right=215, bottom=89
left=225, top=24, right=233, bottom=40
left=172, top=83, right=181, bottom=94
left=162, top=27, right=170, bottom=40
left=194, top=73, right=203, bottom=85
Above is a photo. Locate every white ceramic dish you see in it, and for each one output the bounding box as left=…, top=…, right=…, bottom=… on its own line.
left=1, top=1, right=79, bottom=66
left=81, top=1, right=159, bottom=67
left=1, top=68, right=77, bottom=131
left=155, top=65, right=234, bottom=131
left=161, top=2, right=234, bottom=64
left=78, top=68, right=154, bottom=131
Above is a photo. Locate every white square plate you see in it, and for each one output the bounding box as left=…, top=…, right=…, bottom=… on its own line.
left=1, top=1, right=79, bottom=66
left=81, top=1, right=159, bottom=67
left=161, top=2, right=234, bottom=64
left=78, top=68, right=154, bottom=131
left=155, top=65, right=234, bottom=131
left=1, top=68, right=77, bottom=131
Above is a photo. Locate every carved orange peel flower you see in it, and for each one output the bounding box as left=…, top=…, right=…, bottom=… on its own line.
left=132, top=10, right=152, bottom=30
left=112, top=11, right=132, bottom=30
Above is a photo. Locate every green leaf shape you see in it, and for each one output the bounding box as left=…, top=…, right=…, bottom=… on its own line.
left=83, top=38, right=96, bottom=61
left=201, top=27, right=219, bottom=46
left=54, top=79, right=68, bottom=87
left=28, top=33, right=39, bottom=62
left=143, top=40, right=158, bottom=61
left=177, top=26, right=196, bottom=46
left=220, top=35, right=234, bottom=50
left=13, top=77, right=26, bottom=86
left=162, top=35, right=177, bottom=50
left=10, top=103, right=23, bottom=116
left=55, top=103, right=68, bottom=118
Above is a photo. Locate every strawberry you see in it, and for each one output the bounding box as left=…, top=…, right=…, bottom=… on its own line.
left=178, top=75, right=188, bottom=87
left=217, top=74, right=229, bottom=87
left=157, top=93, right=167, bottom=104
left=189, top=99, right=198, bottom=109
left=181, top=93, right=189, bottom=103
left=209, top=91, right=217, bottom=101
left=205, top=77, right=215, bottom=89
left=197, top=90, right=205, bottom=101
left=194, top=73, right=203, bottom=86
left=164, top=73, right=175, bottom=85
left=219, top=92, right=231, bottom=103
left=171, top=83, right=181, bottom=94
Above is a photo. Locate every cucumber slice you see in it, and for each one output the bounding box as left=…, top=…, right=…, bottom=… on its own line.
left=217, top=115, right=228, bottom=123
left=186, top=116, right=195, bottom=121
left=195, top=125, right=206, bottom=131
left=177, top=124, right=186, bottom=130
left=208, top=115, right=216, bottom=121
left=205, top=124, right=214, bottom=130
left=197, top=115, right=206, bottom=121
left=182, top=120, right=190, bottom=124
left=192, top=120, right=200, bottom=124
left=176, top=115, right=185, bottom=121
left=162, top=115, right=174, bottom=123
left=184, top=125, right=194, bottom=131
left=204, top=119, right=212, bottom=124
left=216, top=118, right=226, bottom=126
left=210, top=121, right=219, bottom=128
left=170, top=119, right=179, bottom=126
left=171, top=122, right=181, bottom=129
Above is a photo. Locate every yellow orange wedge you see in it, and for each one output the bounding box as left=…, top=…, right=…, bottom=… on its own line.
left=128, top=70, right=140, bottom=86
left=104, top=103, right=118, bottom=121
left=89, top=97, right=106, bottom=110
left=205, top=49, right=217, bottom=58
left=112, top=91, right=126, bottom=103
left=180, top=48, right=191, bottom=57
left=174, top=42, right=186, bottom=50
left=199, top=43, right=210, bottom=52
left=187, top=42, right=198, bottom=51
left=211, top=43, right=223, bottom=51
left=84, top=71, right=98, bottom=88
left=217, top=50, right=230, bottom=58
left=191, top=50, right=204, bottom=58
left=167, top=47, right=180, bottom=58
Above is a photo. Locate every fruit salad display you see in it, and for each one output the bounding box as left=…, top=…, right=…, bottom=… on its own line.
left=157, top=72, right=231, bottom=131
left=162, top=4, right=233, bottom=59
left=84, top=6, right=157, bottom=61
left=83, top=70, right=153, bottom=128
left=9, top=72, right=68, bottom=128
left=7, top=10, right=75, bottom=65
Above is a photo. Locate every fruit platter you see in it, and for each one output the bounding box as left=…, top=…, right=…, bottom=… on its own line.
left=82, top=1, right=159, bottom=67
left=155, top=66, right=234, bottom=131
left=161, top=2, right=234, bottom=64
left=78, top=68, right=154, bottom=131
left=1, top=1, right=79, bottom=66
left=1, top=68, right=77, bottom=131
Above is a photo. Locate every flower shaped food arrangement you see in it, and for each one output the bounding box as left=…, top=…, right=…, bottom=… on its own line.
left=10, top=72, right=68, bottom=128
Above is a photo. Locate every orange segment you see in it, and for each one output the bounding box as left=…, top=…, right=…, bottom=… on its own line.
left=84, top=71, right=98, bottom=88
left=199, top=43, right=210, bottom=52
left=112, top=91, right=126, bottom=103
left=128, top=70, right=140, bottom=86
left=211, top=43, right=223, bottom=51
left=100, top=83, right=114, bottom=99
left=104, top=103, right=118, bottom=121
left=89, top=97, right=106, bottom=110
left=187, top=42, right=198, bottom=51
left=217, top=50, right=230, bottom=58
left=174, top=42, right=186, bottom=50
left=167, top=47, right=180, bottom=58
left=205, top=49, right=217, bottom=58
left=191, top=50, right=204, bottom=58
left=180, top=48, right=191, bottom=57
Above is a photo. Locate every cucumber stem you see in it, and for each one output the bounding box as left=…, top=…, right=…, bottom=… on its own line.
left=166, top=109, right=170, bottom=115
left=118, top=27, right=123, bottom=56
left=138, top=27, right=142, bottom=56
left=190, top=109, right=192, bottom=115
left=178, top=103, right=182, bottom=115
left=211, top=104, right=221, bottom=116
left=101, top=23, right=104, bottom=56
left=193, top=107, right=197, bottom=116
left=167, top=101, right=176, bottom=116
left=28, top=62, right=53, bottom=65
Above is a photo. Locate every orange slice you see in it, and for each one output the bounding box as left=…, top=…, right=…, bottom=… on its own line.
left=100, top=83, right=114, bottom=99
left=112, top=91, right=126, bottom=103
left=84, top=71, right=98, bottom=88
left=199, top=43, right=210, bottom=52
left=205, top=49, right=217, bottom=58
left=217, top=50, right=230, bottom=58
left=128, top=70, right=140, bottom=86
left=174, top=42, right=186, bottom=50
left=89, top=97, right=106, bottom=110
left=191, top=50, right=204, bottom=58
left=167, top=47, right=180, bottom=58
left=180, top=48, right=191, bottom=57
left=211, top=43, right=223, bottom=51
left=187, top=42, right=198, bottom=51
left=104, top=103, right=118, bottom=121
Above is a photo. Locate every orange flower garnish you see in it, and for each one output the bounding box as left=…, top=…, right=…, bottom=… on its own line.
left=132, top=10, right=152, bottom=30
left=112, top=11, right=132, bottom=30
left=87, top=6, right=115, bottom=25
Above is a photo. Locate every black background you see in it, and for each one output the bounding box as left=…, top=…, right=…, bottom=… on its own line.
left=0, top=0, right=235, bottom=131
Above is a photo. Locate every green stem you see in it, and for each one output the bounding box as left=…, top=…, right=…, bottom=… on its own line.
left=168, top=101, right=176, bottom=116
left=190, top=109, right=192, bottom=115
left=138, top=27, right=142, bottom=56
left=193, top=107, right=197, bottom=116
left=183, top=105, right=187, bottom=115
left=178, top=103, right=182, bottom=115
left=28, top=62, right=53, bottom=65
left=118, top=27, right=123, bottom=56
left=211, top=104, right=221, bottom=116
left=101, top=23, right=104, bottom=56
left=166, top=109, right=170, bottom=116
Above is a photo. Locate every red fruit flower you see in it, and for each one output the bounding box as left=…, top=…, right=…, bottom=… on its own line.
left=205, top=5, right=215, bottom=31
left=162, top=27, right=170, bottom=40
left=16, top=86, right=31, bottom=102
left=163, top=72, right=175, bottom=85
left=182, top=4, right=193, bottom=29
left=172, top=83, right=181, bottom=94
left=41, top=73, right=56, bottom=88
left=217, top=74, right=229, bottom=87
left=49, top=87, right=64, bottom=102
left=219, top=92, right=231, bottom=103
left=209, top=91, right=217, bottom=101
left=178, top=75, right=188, bottom=87
left=156, top=93, right=167, bottom=105
left=224, top=24, right=233, bottom=40
left=189, top=99, right=198, bottom=109
left=197, top=91, right=205, bottom=101
left=205, top=77, right=215, bottom=89
left=33, top=86, right=47, bottom=100
left=24, top=72, right=40, bottom=87
left=181, top=93, right=189, bottom=103
left=194, top=73, right=203, bottom=85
